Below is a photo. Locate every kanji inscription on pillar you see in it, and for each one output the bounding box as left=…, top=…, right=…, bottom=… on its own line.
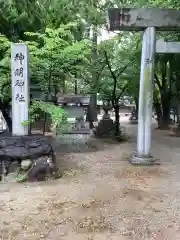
left=11, top=43, right=29, bottom=135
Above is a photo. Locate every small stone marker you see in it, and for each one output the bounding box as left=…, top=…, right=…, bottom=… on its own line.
left=11, top=43, right=29, bottom=136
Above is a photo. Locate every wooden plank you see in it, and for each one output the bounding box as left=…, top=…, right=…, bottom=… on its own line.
left=156, top=39, right=180, bottom=53
left=107, top=8, right=180, bottom=31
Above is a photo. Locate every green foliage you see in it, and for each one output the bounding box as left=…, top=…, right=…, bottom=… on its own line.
left=0, top=0, right=46, bottom=40
left=2, top=0, right=180, bottom=130
left=25, top=25, right=91, bottom=93
left=0, top=20, right=91, bottom=98
left=97, top=33, right=140, bottom=102
left=16, top=173, right=26, bottom=183
left=22, top=100, right=68, bottom=134
left=0, top=34, right=11, bottom=102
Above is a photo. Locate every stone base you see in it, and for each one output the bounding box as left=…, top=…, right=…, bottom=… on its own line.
left=0, top=135, right=58, bottom=182
left=129, top=154, right=159, bottom=165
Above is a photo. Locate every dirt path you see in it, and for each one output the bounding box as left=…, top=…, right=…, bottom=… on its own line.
left=1, top=124, right=180, bottom=239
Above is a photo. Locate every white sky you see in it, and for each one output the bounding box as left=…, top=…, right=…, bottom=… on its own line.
left=89, top=26, right=117, bottom=44
left=98, top=27, right=117, bottom=43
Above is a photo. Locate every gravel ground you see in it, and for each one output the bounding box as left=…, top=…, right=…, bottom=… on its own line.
left=0, top=122, right=180, bottom=240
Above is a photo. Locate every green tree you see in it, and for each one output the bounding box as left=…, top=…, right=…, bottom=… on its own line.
left=25, top=24, right=91, bottom=96
left=97, top=34, right=140, bottom=136
left=0, top=22, right=91, bottom=132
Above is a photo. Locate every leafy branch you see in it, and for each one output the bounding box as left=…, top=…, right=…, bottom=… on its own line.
left=103, top=49, right=132, bottom=104
left=22, top=101, right=67, bottom=134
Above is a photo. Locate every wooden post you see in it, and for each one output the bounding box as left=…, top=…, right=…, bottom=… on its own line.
left=11, top=43, right=29, bottom=136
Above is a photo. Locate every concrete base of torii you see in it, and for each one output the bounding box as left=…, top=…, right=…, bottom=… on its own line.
left=129, top=154, right=156, bottom=165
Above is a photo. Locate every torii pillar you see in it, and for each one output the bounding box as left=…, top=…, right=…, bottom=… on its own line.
left=107, top=8, right=180, bottom=164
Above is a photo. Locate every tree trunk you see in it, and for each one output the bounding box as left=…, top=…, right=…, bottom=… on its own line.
left=86, top=95, right=97, bottom=129
left=133, top=95, right=138, bottom=112
left=154, top=60, right=171, bottom=129
left=43, top=113, right=47, bottom=135
left=177, top=109, right=180, bottom=124
left=74, top=78, right=78, bottom=94
left=89, top=94, right=97, bottom=121
left=114, top=103, right=120, bottom=137
left=154, top=101, right=162, bottom=128
left=90, top=24, right=98, bottom=122
left=158, top=61, right=172, bottom=129
left=86, top=105, right=94, bottom=129
left=160, top=91, right=170, bottom=129
left=63, top=78, right=66, bottom=94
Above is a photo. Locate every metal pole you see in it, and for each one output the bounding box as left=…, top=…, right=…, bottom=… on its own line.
left=131, top=27, right=156, bottom=164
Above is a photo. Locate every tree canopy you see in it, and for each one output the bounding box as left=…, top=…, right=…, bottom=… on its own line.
left=1, top=0, right=180, bottom=132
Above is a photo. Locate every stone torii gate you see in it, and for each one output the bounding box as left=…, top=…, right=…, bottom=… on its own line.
left=107, top=8, right=180, bottom=165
